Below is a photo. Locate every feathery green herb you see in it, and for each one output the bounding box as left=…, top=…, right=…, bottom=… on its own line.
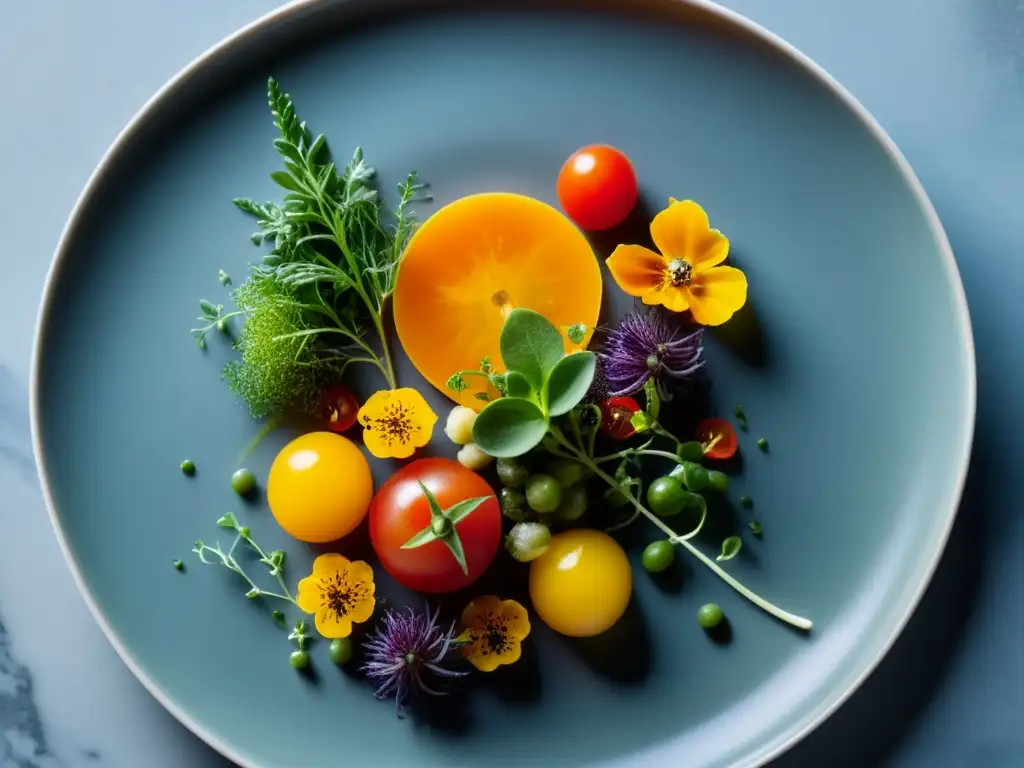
left=194, top=77, right=427, bottom=417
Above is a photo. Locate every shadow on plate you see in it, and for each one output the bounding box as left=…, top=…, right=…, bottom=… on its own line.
left=561, top=596, right=652, bottom=686
left=772, top=454, right=985, bottom=767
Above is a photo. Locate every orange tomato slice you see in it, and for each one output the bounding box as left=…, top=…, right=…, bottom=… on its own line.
left=395, top=193, right=603, bottom=410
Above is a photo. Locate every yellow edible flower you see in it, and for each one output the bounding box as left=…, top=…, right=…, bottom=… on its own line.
left=606, top=199, right=747, bottom=326
left=459, top=595, right=531, bottom=672
left=357, top=387, right=438, bottom=459
left=296, top=553, right=375, bottom=638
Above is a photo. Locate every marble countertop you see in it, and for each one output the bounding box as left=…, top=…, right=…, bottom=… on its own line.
left=3, top=1, right=1022, bottom=766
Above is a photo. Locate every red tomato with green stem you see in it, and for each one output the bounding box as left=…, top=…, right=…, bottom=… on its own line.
left=369, top=458, right=501, bottom=594
left=557, top=145, right=639, bottom=231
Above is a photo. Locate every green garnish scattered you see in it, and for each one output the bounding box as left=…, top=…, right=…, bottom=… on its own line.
left=567, top=323, right=587, bottom=345
left=231, top=468, right=256, bottom=496
left=271, top=610, right=287, bottom=627
left=193, top=512, right=296, bottom=607
left=716, top=536, right=742, bottom=562
left=197, top=77, right=427, bottom=417
left=734, top=404, right=749, bottom=430
left=288, top=620, right=311, bottom=670
left=756, top=437, right=768, bottom=452
left=748, top=520, right=764, bottom=537
left=329, top=637, right=353, bottom=666
left=173, top=559, right=184, bottom=571
left=740, top=494, right=754, bottom=509
left=698, top=603, right=725, bottom=630
left=218, top=269, right=232, bottom=286
left=180, top=459, right=196, bottom=476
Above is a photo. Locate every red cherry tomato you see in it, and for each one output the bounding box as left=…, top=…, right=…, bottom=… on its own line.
left=696, top=418, right=738, bottom=460
left=369, top=458, right=501, bottom=594
left=600, top=396, right=641, bottom=441
left=318, top=386, right=359, bottom=432
left=557, top=145, right=639, bottom=231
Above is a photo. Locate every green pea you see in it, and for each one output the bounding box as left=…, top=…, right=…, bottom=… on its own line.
left=554, top=483, right=588, bottom=521
left=525, top=475, right=562, bottom=514
left=289, top=650, right=310, bottom=670
left=499, top=487, right=530, bottom=522
left=329, top=637, right=353, bottom=666
left=180, top=459, right=196, bottom=476
left=681, top=462, right=711, bottom=492
left=231, top=468, right=256, bottom=496
left=677, top=441, right=705, bottom=463
left=757, top=437, right=769, bottom=452
left=173, top=559, right=184, bottom=571
left=505, top=522, right=552, bottom=562
left=642, top=540, right=675, bottom=573
left=496, top=458, right=529, bottom=489
left=707, top=470, right=729, bottom=493
left=740, top=495, right=754, bottom=509
left=548, top=458, right=587, bottom=488
left=647, top=476, right=687, bottom=516
left=698, top=603, right=725, bottom=629
left=748, top=520, right=764, bottom=537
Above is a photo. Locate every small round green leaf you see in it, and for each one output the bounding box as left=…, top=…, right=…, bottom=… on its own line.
left=504, top=371, right=533, bottom=399
left=545, top=352, right=597, bottom=416
left=500, top=308, right=566, bottom=391
left=472, top=398, right=549, bottom=458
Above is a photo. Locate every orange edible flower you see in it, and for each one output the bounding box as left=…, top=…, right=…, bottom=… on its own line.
left=296, top=553, right=375, bottom=638
left=459, top=596, right=531, bottom=672
left=606, top=199, right=747, bottom=326
left=357, top=387, right=437, bottom=459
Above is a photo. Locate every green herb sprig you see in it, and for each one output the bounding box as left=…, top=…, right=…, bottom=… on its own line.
left=194, top=77, right=428, bottom=417
left=192, top=512, right=297, bottom=606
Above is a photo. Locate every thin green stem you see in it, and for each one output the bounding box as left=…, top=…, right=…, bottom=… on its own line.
left=637, top=449, right=684, bottom=463
left=550, top=427, right=811, bottom=631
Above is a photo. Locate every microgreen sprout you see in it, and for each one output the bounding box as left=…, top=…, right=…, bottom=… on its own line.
left=288, top=620, right=312, bottom=669
left=192, top=512, right=296, bottom=607
left=173, top=559, right=184, bottom=571
left=219, top=269, right=232, bottom=286
left=748, top=520, right=764, bottom=537
left=716, top=536, right=742, bottom=562
left=190, top=300, right=244, bottom=349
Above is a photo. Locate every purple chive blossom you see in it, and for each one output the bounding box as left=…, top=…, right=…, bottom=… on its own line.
left=361, top=605, right=467, bottom=714
left=598, top=307, right=704, bottom=398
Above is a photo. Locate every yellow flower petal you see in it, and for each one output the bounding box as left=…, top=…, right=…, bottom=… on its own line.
left=296, top=575, right=322, bottom=614
left=641, top=285, right=690, bottom=313
left=496, top=640, right=522, bottom=667
left=460, top=595, right=502, bottom=631
left=606, top=245, right=668, bottom=297
left=315, top=611, right=353, bottom=639
left=499, top=599, right=531, bottom=641
left=312, top=552, right=351, bottom=578
left=345, top=559, right=375, bottom=586
left=349, top=595, right=376, bottom=624
left=357, top=388, right=437, bottom=459
left=468, top=647, right=504, bottom=672
left=650, top=199, right=729, bottom=271
left=687, top=266, right=748, bottom=326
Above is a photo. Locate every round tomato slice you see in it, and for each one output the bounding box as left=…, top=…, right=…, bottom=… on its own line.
left=696, top=417, right=738, bottom=460
left=318, top=386, right=359, bottom=433
left=600, top=396, right=641, bottom=441
left=369, top=458, right=501, bottom=594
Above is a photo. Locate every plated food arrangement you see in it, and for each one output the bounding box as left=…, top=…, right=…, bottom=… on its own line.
left=182, top=78, right=810, bottom=712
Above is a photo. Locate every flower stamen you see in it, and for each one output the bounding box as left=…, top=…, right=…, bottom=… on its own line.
left=667, top=258, right=692, bottom=287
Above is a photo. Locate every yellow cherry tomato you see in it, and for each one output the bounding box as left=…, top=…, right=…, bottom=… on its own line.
left=267, top=432, right=373, bottom=543
left=528, top=529, right=632, bottom=637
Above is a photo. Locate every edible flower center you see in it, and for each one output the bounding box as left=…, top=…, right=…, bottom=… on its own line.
left=667, top=258, right=692, bottom=287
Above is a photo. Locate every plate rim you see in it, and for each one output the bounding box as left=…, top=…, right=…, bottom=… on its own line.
left=28, top=1, right=977, bottom=766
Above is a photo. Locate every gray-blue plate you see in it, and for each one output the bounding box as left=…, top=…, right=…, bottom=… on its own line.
left=30, top=1, right=975, bottom=767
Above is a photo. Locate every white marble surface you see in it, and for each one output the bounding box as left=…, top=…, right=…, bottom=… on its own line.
left=3, top=1, right=1023, bottom=766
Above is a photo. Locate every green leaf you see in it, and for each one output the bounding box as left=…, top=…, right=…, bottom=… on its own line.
left=630, top=410, right=655, bottom=433
left=473, top=392, right=490, bottom=402
left=500, top=308, right=565, bottom=391
left=401, top=526, right=440, bottom=550
left=216, top=513, right=238, bottom=529
left=717, top=536, right=743, bottom=562
left=472, top=398, right=549, bottom=458
left=544, top=352, right=596, bottom=416
left=446, top=496, right=489, bottom=525
left=504, top=371, right=533, bottom=399
left=270, top=171, right=301, bottom=192
left=567, top=323, right=587, bottom=345
left=446, top=373, right=468, bottom=393
left=418, top=481, right=445, bottom=520
left=443, top=530, right=469, bottom=576
left=199, top=299, right=217, bottom=318
left=488, top=372, right=508, bottom=395
left=643, top=378, right=661, bottom=420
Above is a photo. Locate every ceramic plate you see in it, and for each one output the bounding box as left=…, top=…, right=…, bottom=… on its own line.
left=31, top=1, right=974, bottom=767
